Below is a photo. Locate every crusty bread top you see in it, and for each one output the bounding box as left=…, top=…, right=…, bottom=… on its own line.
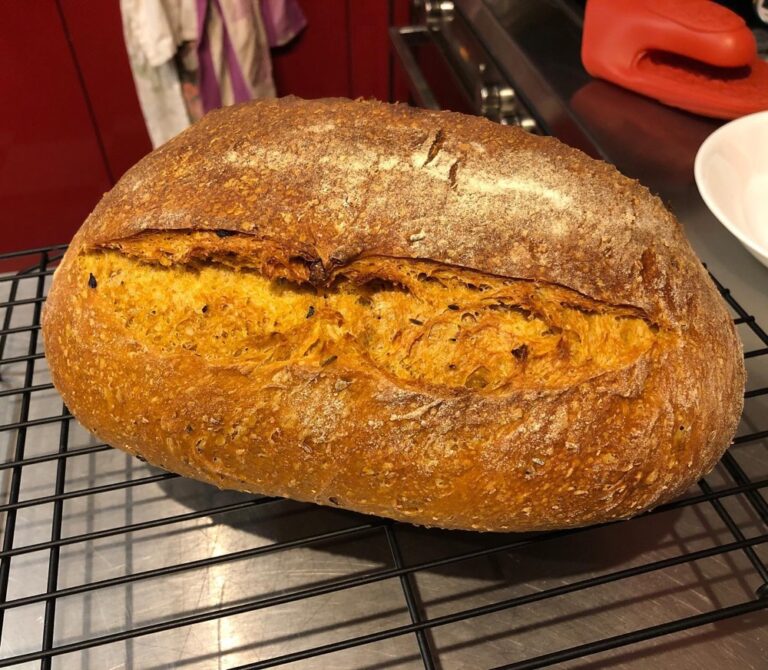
left=45, top=97, right=746, bottom=530
left=78, top=97, right=710, bottom=327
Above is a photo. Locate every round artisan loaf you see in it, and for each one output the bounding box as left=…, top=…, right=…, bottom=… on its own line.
left=42, top=97, right=744, bottom=531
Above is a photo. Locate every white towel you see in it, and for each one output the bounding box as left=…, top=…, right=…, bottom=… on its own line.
left=120, top=0, right=275, bottom=148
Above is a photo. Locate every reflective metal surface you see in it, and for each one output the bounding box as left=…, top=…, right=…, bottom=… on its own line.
left=420, top=0, right=456, bottom=25
left=393, top=5, right=539, bottom=128
left=390, top=27, right=442, bottom=110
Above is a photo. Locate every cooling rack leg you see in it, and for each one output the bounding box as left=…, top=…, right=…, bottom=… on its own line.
left=0, top=276, right=21, bottom=381
left=720, top=452, right=768, bottom=525
left=383, top=525, right=437, bottom=670
left=0, top=252, right=48, bottom=643
left=698, top=479, right=768, bottom=594
left=40, top=405, right=70, bottom=669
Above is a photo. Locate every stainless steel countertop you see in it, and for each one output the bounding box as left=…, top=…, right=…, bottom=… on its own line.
left=2, top=2, right=767, bottom=667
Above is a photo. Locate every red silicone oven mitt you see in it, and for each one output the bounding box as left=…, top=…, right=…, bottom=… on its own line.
left=581, top=0, right=768, bottom=119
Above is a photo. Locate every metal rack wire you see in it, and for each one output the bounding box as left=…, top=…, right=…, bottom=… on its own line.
left=0, top=245, right=766, bottom=669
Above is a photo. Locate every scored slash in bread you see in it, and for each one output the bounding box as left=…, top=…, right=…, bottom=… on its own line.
left=42, top=97, right=744, bottom=531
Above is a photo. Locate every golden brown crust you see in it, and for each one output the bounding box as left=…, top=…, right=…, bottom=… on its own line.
left=42, top=97, right=745, bottom=531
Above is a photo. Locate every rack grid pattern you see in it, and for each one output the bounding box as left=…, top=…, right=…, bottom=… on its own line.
left=0, top=245, right=766, bottom=669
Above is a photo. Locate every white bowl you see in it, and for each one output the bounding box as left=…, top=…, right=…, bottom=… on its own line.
left=694, top=111, right=768, bottom=269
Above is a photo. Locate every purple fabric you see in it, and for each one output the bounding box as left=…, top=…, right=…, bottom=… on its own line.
left=260, top=0, right=307, bottom=48
left=196, top=0, right=253, bottom=113
left=196, top=0, right=220, bottom=112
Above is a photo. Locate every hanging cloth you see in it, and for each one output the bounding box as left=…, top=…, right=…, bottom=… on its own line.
left=121, top=0, right=277, bottom=145
left=260, top=0, right=307, bottom=47
left=196, top=0, right=276, bottom=113
left=120, top=0, right=196, bottom=147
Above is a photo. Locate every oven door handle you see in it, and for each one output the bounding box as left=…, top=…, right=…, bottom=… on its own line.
left=389, top=26, right=441, bottom=110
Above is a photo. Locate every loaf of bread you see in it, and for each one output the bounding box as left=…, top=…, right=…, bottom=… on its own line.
left=42, top=97, right=744, bottom=531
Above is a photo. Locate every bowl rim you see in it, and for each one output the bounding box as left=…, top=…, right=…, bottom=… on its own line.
left=694, top=109, right=768, bottom=261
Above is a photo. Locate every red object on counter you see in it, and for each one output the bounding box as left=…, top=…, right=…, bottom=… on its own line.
left=581, top=0, right=768, bottom=119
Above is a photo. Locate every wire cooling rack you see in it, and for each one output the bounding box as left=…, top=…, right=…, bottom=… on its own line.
left=0, top=244, right=766, bottom=670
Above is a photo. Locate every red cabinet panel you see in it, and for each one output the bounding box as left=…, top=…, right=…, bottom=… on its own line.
left=59, top=0, right=152, bottom=180
left=272, top=0, right=411, bottom=101
left=271, top=0, right=350, bottom=99
left=349, top=0, right=391, bottom=100
left=391, top=0, right=412, bottom=102
left=0, top=0, right=112, bottom=262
